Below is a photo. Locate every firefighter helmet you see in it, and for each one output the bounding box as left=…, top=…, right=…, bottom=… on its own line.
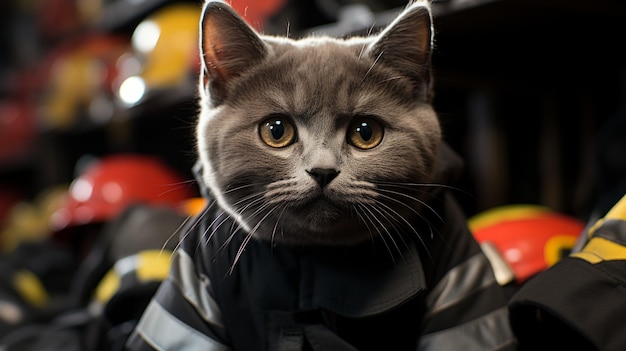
left=50, top=154, right=195, bottom=231
left=469, top=204, right=585, bottom=284
left=115, top=4, right=200, bottom=106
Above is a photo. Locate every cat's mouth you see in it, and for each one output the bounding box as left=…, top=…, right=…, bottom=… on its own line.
left=301, top=189, right=348, bottom=209
left=291, top=195, right=350, bottom=226
left=245, top=191, right=370, bottom=245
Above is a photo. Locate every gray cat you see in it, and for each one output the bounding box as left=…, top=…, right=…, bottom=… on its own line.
left=128, top=1, right=516, bottom=350
left=197, top=0, right=440, bottom=250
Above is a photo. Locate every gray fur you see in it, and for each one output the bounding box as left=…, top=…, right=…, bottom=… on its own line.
left=197, top=0, right=441, bottom=246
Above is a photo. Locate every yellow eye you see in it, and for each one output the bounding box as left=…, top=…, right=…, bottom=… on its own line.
left=259, top=116, right=297, bottom=148
left=347, top=117, right=384, bottom=150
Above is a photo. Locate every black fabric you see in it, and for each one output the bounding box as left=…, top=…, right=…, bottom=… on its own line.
left=305, top=324, right=360, bottom=351
left=186, top=142, right=498, bottom=350
left=196, top=208, right=430, bottom=350
left=510, top=257, right=626, bottom=351
left=509, top=193, right=626, bottom=351
left=104, top=281, right=163, bottom=326
left=192, top=209, right=417, bottom=347
left=0, top=326, right=83, bottom=351
left=0, top=310, right=96, bottom=351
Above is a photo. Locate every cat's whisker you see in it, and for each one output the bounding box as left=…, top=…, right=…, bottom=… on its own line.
left=366, top=21, right=377, bottom=36
left=218, top=224, right=244, bottom=257
left=373, top=199, right=435, bottom=264
left=161, top=214, right=194, bottom=255
left=376, top=181, right=469, bottom=196
left=155, top=181, right=199, bottom=205
left=219, top=185, right=268, bottom=235
left=205, top=211, right=237, bottom=250
left=357, top=202, right=399, bottom=263
left=229, top=205, right=280, bottom=273
left=372, top=201, right=409, bottom=237
left=376, top=190, right=429, bottom=218
left=357, top=42, right=367, bottom=60
left=375, top=184, right=454, bottom=222
left=171, top=200, right=215, bottom=252
left=359, top=204, right=387, bottom=245
left=226, top=194, right=268, bottom=239
left=354, top=203, right=388, bottom=252
left=368, top=203, right=406, bottom=260
left=379, top=76, right=405, bottom=84
left=232, top=192, right=265, bottom=211
left=271, top=205, right=288, bottom=247
left=375, top=189, right=443, bottom=248
left=377, top=188, right=443, bottom=222
left=376, top=181, right=450, bottom=188
left=234, top=189, right=275, bottom=217
left=221, top=188, right=281, bottom=259
left=196, top=210, right=236, bottom=258
left=223, top=182, right=266, bottom=195
left=228, top=232, right=254, bottom=275
left=363, top=51, right=384, bottom=80
left=352, top=204, right=375, bottom=242
left=372, top=200, right=417, bottom=239
left=264, top=178, right=305, bottom=203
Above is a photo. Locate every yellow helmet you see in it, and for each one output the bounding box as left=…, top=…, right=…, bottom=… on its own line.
left=116, top=4, right=201, bottom=106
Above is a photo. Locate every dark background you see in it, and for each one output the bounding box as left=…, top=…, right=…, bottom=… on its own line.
left=1, top=0, right=625, bottom=222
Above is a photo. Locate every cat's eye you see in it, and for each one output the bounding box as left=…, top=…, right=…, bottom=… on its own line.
left=347, top=117, right=384, bottom=150
left=259, top=116, right=297, bottom=148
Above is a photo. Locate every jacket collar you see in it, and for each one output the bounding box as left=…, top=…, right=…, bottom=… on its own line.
left=294, top=239, right=426, bottom=318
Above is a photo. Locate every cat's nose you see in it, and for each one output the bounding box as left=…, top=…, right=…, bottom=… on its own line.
left=307, top=168, right=339, bottom=188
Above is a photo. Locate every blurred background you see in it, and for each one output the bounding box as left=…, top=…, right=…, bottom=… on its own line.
left=0, top=0, right=624, bottom=347
left=1, top=0, right=625, bottom=224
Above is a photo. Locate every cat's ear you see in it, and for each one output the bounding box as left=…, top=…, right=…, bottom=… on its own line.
left=369, top=1, right=434, bottom=100
left=200, top=1, right=267, bottom=104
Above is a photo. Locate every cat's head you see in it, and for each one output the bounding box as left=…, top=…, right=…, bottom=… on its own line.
left=196, top=0, right=441, bottom=246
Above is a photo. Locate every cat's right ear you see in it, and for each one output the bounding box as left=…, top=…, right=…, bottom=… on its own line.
left=368, top=1, right=434, bottom=101
left=200, top=1, right=267, bottom=105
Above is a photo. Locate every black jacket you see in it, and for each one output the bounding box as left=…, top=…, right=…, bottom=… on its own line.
left=127, top=144, right=516, bottom=350
left=509, top=194, right=626, bottom=351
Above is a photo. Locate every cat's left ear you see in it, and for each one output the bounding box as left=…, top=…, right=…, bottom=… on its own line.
left=200, top=1, right=267, bottom=105
left=369, top=1, right=434, bottom=100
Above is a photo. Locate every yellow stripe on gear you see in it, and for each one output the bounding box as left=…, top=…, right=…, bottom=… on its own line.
left=94, top=250, right=172, bottom=304
left=136, top=250, right=172, bottom=282
left=571, top=236, right=626, bottom=264
left=12, top=270, right=49, bottom=308
left=572, top=194, right=626, bottom=264
left=94, top=269, right=121, bottom=304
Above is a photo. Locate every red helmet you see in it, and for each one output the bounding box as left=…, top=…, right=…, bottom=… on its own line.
left=469, top=204, right=585, bottom=284
left=50, top=154, right=195, bottom=231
